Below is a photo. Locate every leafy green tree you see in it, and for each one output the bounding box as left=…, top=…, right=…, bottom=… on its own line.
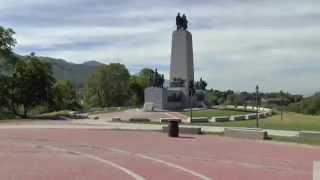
left=226, top=94, right=242, bottom=107
left=206, top=89, right=230, bottom=106
left=136, top=68, right=154, bottom=89
left=50, top=80, right=81, bottom=111
left=0, top=26, right=16, bottom=54
left=83, top=78, right=100, bottom=108
left=301, top=95, right=320, bottom=115
left=127, top=68, right=154, bottom=105
left=206, top=90, right=219, bottom=105
left=128, top=76, right=144, bottom=105
left=0, top=75, right=11, bottom=112
left=0, top=26, right=16, bottom=116
left=4, top=56, right=55, bottom=118
left=0, top=26, right=18, bottom=73
left=84, top=63, right=131, bottom=107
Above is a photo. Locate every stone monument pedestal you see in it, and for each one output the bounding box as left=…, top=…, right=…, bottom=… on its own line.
left=170, top=30, right=194, bottom=84
left=144, top=87, right=167, bottom=110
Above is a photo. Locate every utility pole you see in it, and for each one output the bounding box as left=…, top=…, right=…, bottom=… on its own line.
left=256, top=85, right=259, bottom=128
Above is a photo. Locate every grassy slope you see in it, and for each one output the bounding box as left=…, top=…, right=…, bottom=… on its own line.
left=182, top=109, right=248, bottom=117
left=212, top=112, right=320, bottom=131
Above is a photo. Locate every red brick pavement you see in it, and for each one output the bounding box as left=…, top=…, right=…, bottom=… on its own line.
left=0, top=129, right=319, bottom=180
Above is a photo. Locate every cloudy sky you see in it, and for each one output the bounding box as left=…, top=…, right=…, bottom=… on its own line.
left=1, top=0, right=319, bottom=95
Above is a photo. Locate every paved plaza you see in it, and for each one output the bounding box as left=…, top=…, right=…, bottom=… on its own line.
left=0, top=125, right=319, bottom=180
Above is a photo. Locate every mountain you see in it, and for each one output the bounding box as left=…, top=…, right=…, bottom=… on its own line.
left=0, top=53, right=110, bottom=88
left=82, top=60, right=104, bottom=66
left=36, top=57, right=104, bottom=88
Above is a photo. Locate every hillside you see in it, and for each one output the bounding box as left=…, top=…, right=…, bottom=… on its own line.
left=38, top=57, right=104, bottom=88
left=0, top=53, right=104, bottom=88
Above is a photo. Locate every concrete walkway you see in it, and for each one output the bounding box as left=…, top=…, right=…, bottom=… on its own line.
left=69, top=120, right=299, bottom=137
left=0, top=119, right=299, bottom=137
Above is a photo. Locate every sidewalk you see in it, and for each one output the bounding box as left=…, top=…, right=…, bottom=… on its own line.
left=69, top=120, right=299, bottom=137
left=0, top=119, right=299, bottom=137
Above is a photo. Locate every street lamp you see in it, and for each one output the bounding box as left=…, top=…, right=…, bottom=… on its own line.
left=280, top=91, right=284, bottom=121
left=189, top=80, right=195, bottom=122
left=256, top=85, right=259, bottom=128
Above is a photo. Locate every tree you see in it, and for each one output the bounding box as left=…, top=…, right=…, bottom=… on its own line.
left=50, top=80, right=81, bottom=111
left=226, top=93, right=241, bottom=107
left=128, top=76, right=144, bottom=105
left=0, top=26, right=16, bottom=54
left=0, top=75, right=11, bottom=112
left=127, top=68, right=154, bottom=105
left=0, top=26, right=18, bottom=74
left=4, top=56, right=55, bottom=118
left=84, top=63, right=131, bottom=107
left=136, top=68, right=154, bottom=89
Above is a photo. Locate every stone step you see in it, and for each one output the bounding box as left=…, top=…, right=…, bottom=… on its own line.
left=224, top=128, right=268, bottom=140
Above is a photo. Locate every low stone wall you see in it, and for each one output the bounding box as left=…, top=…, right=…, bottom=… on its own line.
left=143, top=103, right=154, bottom=112
left=159, top=118, right=182, bottom=123
left=258, top=113, right=266, bottom=118
left=128, top=118, right=151, bottom=123
left=111, top=117, right=121, bottom=122
left=210, top=116, right=230, bottom=122
left=209, top=106, right=273, bottom=123
left=245, top=114, right=257, bottom=120
left=229, top=115, right=246, bottom=121
left=224, top=128, right=268, bottom=140
left=187, top=117, right=209, bottom=123
left=299, top=131, right=320, bottom=142
left=162, top=126, right=202, bottom=135
left=160, top=105, right=273, bottom=124
left=266, top=111, right=272, bottom=116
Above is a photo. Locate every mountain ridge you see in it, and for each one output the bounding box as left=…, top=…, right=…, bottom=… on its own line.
left=36, top=56, right=105, bottom=88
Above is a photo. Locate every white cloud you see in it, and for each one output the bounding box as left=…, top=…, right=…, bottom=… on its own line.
left=1, top=0, right=320, bottom=95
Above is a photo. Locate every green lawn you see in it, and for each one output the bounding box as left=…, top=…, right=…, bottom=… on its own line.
left=270, top=135, right=320, bottom=146
left=182, top=109, right=249, bottom=117
left=211, top=112, right=320, bottom=131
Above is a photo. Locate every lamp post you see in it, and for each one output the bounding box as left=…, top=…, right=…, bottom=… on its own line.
left=189, top=80, right=195, bottom=122
left=280, top=91, right=284, bottom=121
left=256, top=85, right=259, bottom=128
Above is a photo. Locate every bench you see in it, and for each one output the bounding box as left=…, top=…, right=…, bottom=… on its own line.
left=224, top=128, right=268, bottom=140
left=299, top=131, right=320, bottom=142
left=162, top=126, right=202, bottom=135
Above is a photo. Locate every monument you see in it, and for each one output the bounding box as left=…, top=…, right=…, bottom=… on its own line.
left=144, top=13, right=207, bottom=111
left=170, top=13, right=194, bottom=84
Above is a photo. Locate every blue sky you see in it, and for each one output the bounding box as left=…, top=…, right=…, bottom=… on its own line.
left=1, top=0, right=319, bottom=95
